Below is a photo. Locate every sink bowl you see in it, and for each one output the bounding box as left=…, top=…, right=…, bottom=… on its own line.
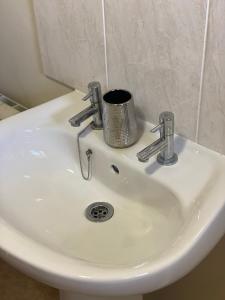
left=0, top=91, right=225, bottom=299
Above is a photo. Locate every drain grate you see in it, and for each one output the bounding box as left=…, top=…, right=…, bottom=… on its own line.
left=85, top=202, right=114, bottom=222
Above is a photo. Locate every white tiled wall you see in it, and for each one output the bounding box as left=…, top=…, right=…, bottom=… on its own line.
left=104, top=0, right=205, bottom=140
left=33, top=0, right=106, bottom=91
left=198, top=0, right=225, bottom=154
left=33, top=0, right=225, bottom=155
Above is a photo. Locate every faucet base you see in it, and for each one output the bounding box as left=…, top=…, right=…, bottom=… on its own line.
left=157, top=153, right=178, bottom=166
left=90, top=122, right=103, bottom=130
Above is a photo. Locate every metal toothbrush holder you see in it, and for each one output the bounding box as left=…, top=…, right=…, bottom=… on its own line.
left=102, top=89, right=138, bottom=148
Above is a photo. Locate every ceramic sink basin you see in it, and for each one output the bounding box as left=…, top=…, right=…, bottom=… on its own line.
left=0, top=91, right=225, bottom=299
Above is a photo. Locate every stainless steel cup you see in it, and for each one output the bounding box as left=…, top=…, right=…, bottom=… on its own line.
left=102, top=89, right=138, bottom=148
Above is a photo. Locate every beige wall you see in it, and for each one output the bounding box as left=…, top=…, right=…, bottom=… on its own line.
left=0, top=0, right=71, bottom=108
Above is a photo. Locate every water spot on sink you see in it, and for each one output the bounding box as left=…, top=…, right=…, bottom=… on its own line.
left=30, top=149, right=46, bottom=158
left=25, top=128, right=33, bottom=133
left=35, top=198, right=44, bottom=203
left=66, top=168, right=74, bottom=174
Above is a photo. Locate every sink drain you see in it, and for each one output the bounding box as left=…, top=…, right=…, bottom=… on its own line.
left=85, top=202, right=114, bottom=222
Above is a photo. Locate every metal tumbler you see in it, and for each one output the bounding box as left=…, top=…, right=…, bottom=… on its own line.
left=102, top=89, right=138, bottom=148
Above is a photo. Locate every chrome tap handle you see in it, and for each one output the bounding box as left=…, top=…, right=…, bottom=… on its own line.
left=82, top=91, right=92, bottom=101
left=82, top=81, right=102, bottom=101
left=83, top=81, right=103, bottom=129
left=151, top=112, right=174, bottom=136
left=159, top=111, right=174, bottom=136
left=151, top=123, right=163, bottom=133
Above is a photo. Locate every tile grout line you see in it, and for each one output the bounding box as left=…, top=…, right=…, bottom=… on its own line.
left=195, top=0, right=211, bottom=142
left=101, top=0, right=109, bottom=89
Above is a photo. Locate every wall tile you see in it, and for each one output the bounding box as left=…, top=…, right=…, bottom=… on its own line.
left=33, top=0, right=106, bottom=91
left=105, top=0, right=206, bottom=139
left=198, top=0, right=225, bottom=154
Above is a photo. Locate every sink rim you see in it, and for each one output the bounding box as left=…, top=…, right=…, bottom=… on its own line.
left=0, top=90, right=225, bottom=295
left=1, top=200, right=225, bottom=295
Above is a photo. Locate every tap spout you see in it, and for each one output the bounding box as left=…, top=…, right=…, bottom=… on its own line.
left=137, top=138, right=167, bottom=162
left=69, top=105, right=97, bottom=127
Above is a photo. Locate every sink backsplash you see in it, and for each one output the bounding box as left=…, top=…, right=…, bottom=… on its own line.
left=33, top=0, right=225, bottom=155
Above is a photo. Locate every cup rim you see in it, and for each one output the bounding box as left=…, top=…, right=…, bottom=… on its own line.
left=103, top=89, right=132, bottom=105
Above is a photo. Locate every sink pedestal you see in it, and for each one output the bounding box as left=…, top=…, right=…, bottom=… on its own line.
left=59, top=291, right=143, bottom=300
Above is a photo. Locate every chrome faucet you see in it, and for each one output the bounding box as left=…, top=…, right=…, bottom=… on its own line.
left=69, top=81, right=103, bottom=129
left=137, top=111, right=178, bottom=165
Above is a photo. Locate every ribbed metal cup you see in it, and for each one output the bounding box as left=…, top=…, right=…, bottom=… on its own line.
left=102, top=89, right=138, bottom=148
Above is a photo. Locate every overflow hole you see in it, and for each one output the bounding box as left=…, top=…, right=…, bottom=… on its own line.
left=111, top=164, right=119, bottom=174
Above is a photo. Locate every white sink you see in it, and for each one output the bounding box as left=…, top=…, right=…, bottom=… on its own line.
left=0, top=91, right=225, bottom=300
